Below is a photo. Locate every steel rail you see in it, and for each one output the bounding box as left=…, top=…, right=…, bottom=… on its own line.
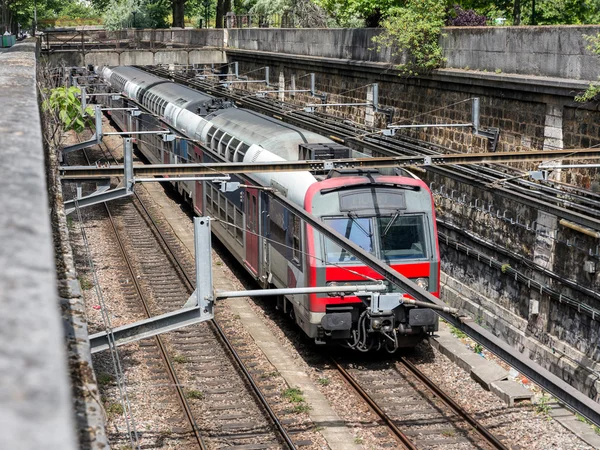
left=133, top=190, right=298, bottom=450
left=78, top=141, right=206, bottom=449
left=104, top=204, right=206, bottom=450
left=91, top=129, right=297, bottom=449
left=397, top=357, right=508, bottom=450
left=104, top=68, right=600, bottom=422
left=329, top=358, right=417, bottom=450
left=267, top=189, right=600, bottom=427
left=60, top=148, right=600, bottom=179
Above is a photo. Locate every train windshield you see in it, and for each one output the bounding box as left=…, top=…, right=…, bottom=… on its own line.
left=323, top=214, right=427, bottom=263
left=377, top=215, right=427, bottom=260
left=324, top=216, right=375, bottom=262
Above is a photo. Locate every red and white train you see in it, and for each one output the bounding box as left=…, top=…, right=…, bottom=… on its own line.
left=101, top=66, right=440, bottom=351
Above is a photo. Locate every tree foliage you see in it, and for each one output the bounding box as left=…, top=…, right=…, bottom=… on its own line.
left=41, top=86, right=94, bottom=133
left=102, top=0, right=170, bottom=29
left=373, top=0, right=446, bottom=75
left=313, top=0, right=403, bottom=27
left=446, top=5, right=487, bottom=25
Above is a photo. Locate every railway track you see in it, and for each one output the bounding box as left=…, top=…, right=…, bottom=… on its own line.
left=70, top=129, right=298, bottom=449
left=143, top=66, right=600, bottom=230
left=332, top=356, right=508, bottom=450
left=83, top=116, right=511, bottom=450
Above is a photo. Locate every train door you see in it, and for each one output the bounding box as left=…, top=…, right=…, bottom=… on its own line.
left=244, top=188, right=259, bottom=276
left=260, top=192, right=270, bottom=284
left=195, top=181, right=203, bottom=215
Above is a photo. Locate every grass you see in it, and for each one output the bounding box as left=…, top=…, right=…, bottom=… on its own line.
left=473, top=343, right=484, bottom=354
left=172, top=355, right=188, bottom=364
left=576, top=414, right=600, bottom=435
left=282, top=387, right=305, bottom=403
left=501, top=263, right=512, bottom=274
left=260, top=371, right=279, bottom=379
left=354, top=436, right=363, bottom=444
left=185, top=389, right=204, bottom=400
left=96, top=373, right=115, bottom=386
left=293, top=404, right=312, bottom=413
left=442, top=429, right=455, bottom=437
left=318, top=377, right=330, bottom=386
left=495, top=68, right=502, bottom=74
left=78, top=276, right=93, bottom=291
left=66, top=216, right=74, bottom=228
left=450, top=325, right=466, bottom=339
left=535, top=394, right=551, bottom=415
left=105, top=401, right=124, bottom=417
left=282, top=387, right=311, bottom=414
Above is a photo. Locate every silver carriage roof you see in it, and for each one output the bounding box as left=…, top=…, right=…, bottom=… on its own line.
left=144, top=81, right=214, bottom=113
left=107, top=66, right=214, bottom=113
left=106, top=66, right=167, bottom=92
left=206, top=107, right=333, bottom=161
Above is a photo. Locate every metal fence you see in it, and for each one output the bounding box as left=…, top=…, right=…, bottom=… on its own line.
left=40, top=29, right=178, bottom=53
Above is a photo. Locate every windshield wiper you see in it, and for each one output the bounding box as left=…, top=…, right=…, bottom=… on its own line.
left=382, top=210, right=402, bottom=237
left=348, top=212, right=372, bottom=238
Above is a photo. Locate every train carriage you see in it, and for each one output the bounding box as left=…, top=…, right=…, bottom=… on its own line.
left=101, top=66, right=440, bottom=352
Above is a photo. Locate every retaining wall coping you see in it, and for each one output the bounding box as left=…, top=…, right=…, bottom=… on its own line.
left=0, top=40, right=77, bottom=450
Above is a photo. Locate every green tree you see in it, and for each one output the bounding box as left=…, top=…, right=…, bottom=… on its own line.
left=102, top=0, right=170, bottom=29
left=41, top=86, right=94, bottom=133
left=314, top=0, right=405, bottom=27
left=373, top=0, right=446, bottom=75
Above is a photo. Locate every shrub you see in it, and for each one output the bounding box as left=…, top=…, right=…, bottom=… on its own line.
left=446, top=5, right=487, bottom=27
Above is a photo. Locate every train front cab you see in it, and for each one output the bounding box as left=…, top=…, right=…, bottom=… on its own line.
left=299, top=174, right=440, bottom=347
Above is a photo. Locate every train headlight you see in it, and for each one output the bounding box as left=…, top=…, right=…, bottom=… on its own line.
left=414, top=278, right=429, bottom=291
left=326, top=281, right=340, bottom=297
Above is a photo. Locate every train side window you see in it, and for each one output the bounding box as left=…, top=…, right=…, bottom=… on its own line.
left=227, top=138, right=240, bottom=161
left=227, top=201, right=234, bottom=236
left=211, top=185, right=218, bottom=213
left=218, top=133, right=230, bottom=156
left=212, top=130, right=224, bottom=152
left=235, top=208, right=244, bottom=244
left=235, top=143, right=249, bottom=162
left=219, top=193, right=227, bottom=221
left=206, top=126, right=216, bottom=143
left=205, top=183, right=212, bottom=213
left=292, top=215, right=301, bottom=264
left=269, top=201, right=286, bottom=254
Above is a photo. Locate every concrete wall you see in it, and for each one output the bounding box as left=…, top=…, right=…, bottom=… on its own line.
left=44, top=47, right=226, bottom=68
left=227, top=28, right=400, bottom=64
left=224, top=26, right=600, bottom=81
left=0, top=41, right=77, bottom=450
left=45, top=26, right=600, bottom=81
left=442, top=26, right=600, bottom=80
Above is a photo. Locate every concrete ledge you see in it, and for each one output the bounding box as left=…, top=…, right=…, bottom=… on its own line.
left=0, top=41, right=77, bottom=449
left=490, top=380, right=533, bottom=407
left=225, top=48, right=592, bottom=101
left=44, top=47, right=226, bottom=68
left=440, top=272, right=600, bottom=399
left=430, top=322, right=532, bottom=406
left=549, top=404, right=600, bottom=449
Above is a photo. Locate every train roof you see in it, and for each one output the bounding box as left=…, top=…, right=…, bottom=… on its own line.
left=207, top=108, right=332, bottom=161
left=109, top=66, right=167, bottom=88
left=145, top=82, right=214, bottom=112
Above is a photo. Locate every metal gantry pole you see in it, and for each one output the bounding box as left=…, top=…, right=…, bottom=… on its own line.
left=123, top=138, right=133, bottom=191
left=472, top=97, right=480, bottom=135
left=194, top=217, right=213, bottom=319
